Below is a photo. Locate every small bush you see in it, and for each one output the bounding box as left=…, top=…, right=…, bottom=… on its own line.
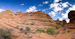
left=0, top=28, right=14, bottom=39
left=46, top=28, right=55, bottom=35
left=26, top=27, right=30, bottom=31
left=36, top=29, right=45, bottom=33
left=56, top=26, right=59, bottom=29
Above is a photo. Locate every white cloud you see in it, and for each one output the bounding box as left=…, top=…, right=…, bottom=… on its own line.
left=43, top=1, right=49, bottom=4
left=49, top=0, right=74, bottom=23
left=50, top=3, right=63, bottom=12
left=68, top=5, right=75, bottom=10
left=49, top=2, right=72, bottom=12
left=58, top=17, right=70, bottom=23
left=62, top=5, right=75, bottom=18
left=49, top=11, right=56, bottom=17
left=62, top=2, right=69, bottom=8
left=54, top=6, right=63, bottom=12
left=20, top=4, right=24, bottom=5
left=54, top=0, right=59, bottom=2
left=61, top=5, right=75, bottom=23
left=54, top=0, right=62, bottom=3
left=0, top=9, right=5, bottom=12
left=59, top=18, right=63, bottom=21
left=26, top=6, right=38, bottom=12
left=61, top=13, right=68, bottom=18
left=66, top=19, right=70, bottom=23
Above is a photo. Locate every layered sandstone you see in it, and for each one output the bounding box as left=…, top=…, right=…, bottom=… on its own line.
left=0, top=10, right=55, bottom=29
left=0, top=10, right=75, bottom=39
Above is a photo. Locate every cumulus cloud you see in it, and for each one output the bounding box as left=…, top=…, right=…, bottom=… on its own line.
left=54, top=0, right=62, bottom=3
left=26, top=6, right=38, bottom=12
left=61, top=13, right=68, bottom=18
left=49, top=1, right=72, bottom=12
left=43, top=1, right=49, bottom=4
left=50, top=3, right=63, bottom=12
left=49, top=11, right=56, bottom=17
left=0, top=9, right=5, bottom=12
left=60, top=5, right=75, bottom=23
left=62, top=2, right=69, bottom=8
left=66, top=19, right=70, bottom=23
left=49, top=0, right=75, bottom=23
left=49, top=2, right=70, bottom=12
left=62, top=5, right=75, bottom=19
left=20, top=4, right=24, bottom=5
left=57, top=17, right=64, bottom=22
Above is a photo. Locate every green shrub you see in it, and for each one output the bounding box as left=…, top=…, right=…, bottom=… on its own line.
left=36, top=29, right=45, bottom=33
left=56, top=26, right=59, bottom=29
left=46, top=28, right=55, bottom=35
left=0, top=28, right=14, bottom=39
left=26, top=27, right=30, bottom=31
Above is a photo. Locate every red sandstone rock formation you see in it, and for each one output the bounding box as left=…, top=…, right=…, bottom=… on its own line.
left=65, top=11, right=75, bottom=29
left=68, top=11, right=75, bottom=24
left=0, top=10, right=75, bottom=39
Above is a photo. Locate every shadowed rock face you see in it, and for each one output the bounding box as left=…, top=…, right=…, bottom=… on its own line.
left=68, top=11, right=75, bottom=24
left=65, top=11, right=75, bottom=29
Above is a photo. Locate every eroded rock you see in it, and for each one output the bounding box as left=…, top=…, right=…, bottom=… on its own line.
left=68, top=11, right=75, bottom=24
left=65, top=11, right=75, bottom=29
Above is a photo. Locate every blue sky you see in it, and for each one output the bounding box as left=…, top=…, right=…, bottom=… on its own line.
left=0, top=0, right=75, bottom=23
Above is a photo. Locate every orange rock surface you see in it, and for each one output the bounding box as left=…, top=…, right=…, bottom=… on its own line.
left=0, top=10, right=75, bottom=39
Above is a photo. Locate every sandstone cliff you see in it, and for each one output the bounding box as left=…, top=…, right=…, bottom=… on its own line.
left=0, top=10, right=55, bottom=28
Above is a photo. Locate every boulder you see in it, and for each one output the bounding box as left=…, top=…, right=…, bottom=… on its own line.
left=68, top=11, right=75, bottom=24
left=65, top=11, right=75, bottom=29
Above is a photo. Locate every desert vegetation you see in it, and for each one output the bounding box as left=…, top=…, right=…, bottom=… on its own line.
left=0, top=28, right=15, bottom=39
left=56, top=26, right=60, bottom=29
left=36, top=29, right=45, bottom=33
left=0, top=10, right=74, bottom=39
left=46, top=28, right=55, bottom=35
left=26, top=27, right=30, bottom=31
